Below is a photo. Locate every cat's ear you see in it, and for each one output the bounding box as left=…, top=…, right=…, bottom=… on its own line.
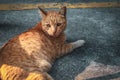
left=38, top=7, right=47, bottom=17
left=59, top=6, right=66, bottom=16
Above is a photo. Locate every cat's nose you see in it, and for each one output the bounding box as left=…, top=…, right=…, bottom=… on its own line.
left=51, top=27, right=57, bottom=35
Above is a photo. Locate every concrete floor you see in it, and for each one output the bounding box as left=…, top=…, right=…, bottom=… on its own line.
left=0, top=8, right=120, bottom=80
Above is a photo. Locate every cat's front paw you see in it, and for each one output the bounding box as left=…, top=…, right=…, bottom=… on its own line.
left=72, top=40, right=85, bottom=49
left=76, top=40, right=85, bottom=46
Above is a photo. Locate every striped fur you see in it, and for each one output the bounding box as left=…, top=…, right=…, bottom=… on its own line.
left=0, top=7, right=85, bottom=80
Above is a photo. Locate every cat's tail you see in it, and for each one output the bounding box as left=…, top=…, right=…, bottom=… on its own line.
left=25, top=72, right=53, bottom=80
left=0, top=69, right=53, bottom=80
left=0, top=64, right=53, bottom=80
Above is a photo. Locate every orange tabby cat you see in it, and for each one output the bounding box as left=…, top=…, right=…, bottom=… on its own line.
left=0, top=7, right=85, bottom=80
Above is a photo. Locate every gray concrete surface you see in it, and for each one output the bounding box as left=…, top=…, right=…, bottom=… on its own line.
left=0, top=8, right=120, bottom=80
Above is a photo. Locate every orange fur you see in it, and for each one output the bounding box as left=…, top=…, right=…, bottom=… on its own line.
left=0, top=7, right=85, bottom=80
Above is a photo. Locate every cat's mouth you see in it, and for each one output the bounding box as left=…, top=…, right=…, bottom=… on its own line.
left=50, top=33, right=61, bottom=38
left=53, top=35, right=59, bottom=38
left=51, top=34, right=59, bottom=38
left=45, top=31, right=59, bottom=38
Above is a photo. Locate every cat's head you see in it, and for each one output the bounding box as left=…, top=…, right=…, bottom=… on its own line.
left=38, top=7, right=67, bottom=37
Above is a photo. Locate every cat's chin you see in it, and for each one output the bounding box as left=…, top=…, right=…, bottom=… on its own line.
left=43, top=31, right=59, bottom=38
left=49, top=34, right=60, bottom=38
left=50, top=35, right=59, bottom=38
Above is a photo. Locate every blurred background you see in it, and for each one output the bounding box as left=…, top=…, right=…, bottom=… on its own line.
left=0, top=0, right=119, bottom=3
left=0, top=0, right=120, bottom=80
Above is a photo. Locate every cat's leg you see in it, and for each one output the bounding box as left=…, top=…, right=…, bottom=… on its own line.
left=1, top=64, right=54, bottom=80
left=71, top=40, right=85, bottom=50
left=0, top=64, right=28, bottom=80
left=26, top=72, right=53, bottom=80
left=59, top=40, right=85, bottom=56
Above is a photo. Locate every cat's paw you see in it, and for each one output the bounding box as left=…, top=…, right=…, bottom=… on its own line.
left=76, top=40, right=85, bottom=46
left=72, top=40, right=85, bottom=49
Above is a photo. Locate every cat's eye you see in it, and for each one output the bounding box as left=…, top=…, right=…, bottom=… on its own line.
left=57, top=23, right=62, bottom=26
left=46, top=24, right=51, bottom=28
